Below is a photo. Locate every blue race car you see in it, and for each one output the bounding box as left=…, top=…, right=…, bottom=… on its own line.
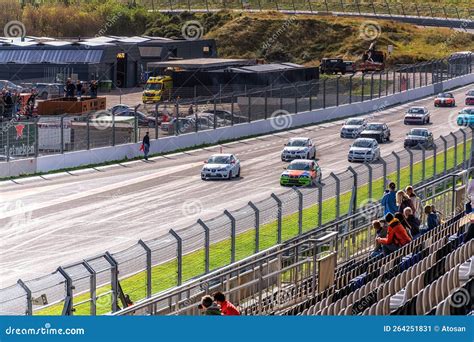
left=456, top=107, right=474, bottom=127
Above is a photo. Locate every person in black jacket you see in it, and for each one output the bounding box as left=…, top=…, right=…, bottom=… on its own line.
left=142, top=132, right=150, bottom=160
left=464, top=222, right=474, bottom=243
left=403, top=207, right=420, bottom=237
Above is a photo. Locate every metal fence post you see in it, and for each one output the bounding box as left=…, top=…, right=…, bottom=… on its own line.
left=6, top=122, right=10, bottom=161
left=169, top=229, right=182, bottom=286
left=323, top=78, right=326, bottom=108
left=364, top=162, right=373, bottom=199
left=82, top=260, right=96, bottom=316
left=198, top=219, right=210, bottom=273
left=316, top=183, right=323, bottom=227
left=264, top=89, right=268, bottom=119
left=336, top=76, right=340, bottom=106
left=378, top=72, right=382, bottom=98
left=138, top=240, right=152, bottom=298
left=57, top=267, right=73, bottom=315
left=349, top=74, right=353, bottom=104
left=405, top=148, right=413, bottom=185
left=391, top=151, right=401, bottom=189
left=248, top=201, right=260, bottom=253
left=361, top=73, right=365, bottom=102
left=329, top=172, right=341, bottom=219
left=308, top=81, right=313, bottom=111
left=433, top=143, right=437, bottom=177
left=213, top=97, right=217, bottom=129
left=247, top=92, right=251, bottom=123
left=419, top=144, right=426, bottom=182
left=112, top=112, right=116, bottom=146
left=347, top=167, right=358, bottom=213
left=293, top=187, right=303, bottom=235
left=134, top=107, right=139, bottom=142
left=86, top=114, right=90, bottom=150
left=104, top=252, right=119, bottom=313
left=440, top=135, right=448, bottom=174
left=34, top=117, right=39, bottom=157
left=392, top=70, right=396, bottom=94
left=370, top=73, right=374, bottom=100
left=224, top=210, right=236, bottom=263
left=60, top=116, right=64, bottom=154
left=460, top=129, right=467, bottom=167
left=380, top=156, right=387, bottom=190
left=271, top=193, right=283, bottom=243
left=450, top=132, right=458, bottom=169
left=17, top=280, right=32, bottom=316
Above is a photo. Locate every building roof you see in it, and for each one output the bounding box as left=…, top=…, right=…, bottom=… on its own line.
left=147, top=58, right=255, bottom=70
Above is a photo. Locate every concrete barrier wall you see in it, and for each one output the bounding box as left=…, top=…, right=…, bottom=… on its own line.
left=3, top=73, right=474, bottom=178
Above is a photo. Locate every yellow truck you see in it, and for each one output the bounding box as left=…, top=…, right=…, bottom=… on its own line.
left=142, top=76, right=173, bottom=104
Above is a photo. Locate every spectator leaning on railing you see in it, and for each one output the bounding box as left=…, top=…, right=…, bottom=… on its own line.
left=213, top=292, right=240, bottom=316
left=381, top=182, right=398, bottom=215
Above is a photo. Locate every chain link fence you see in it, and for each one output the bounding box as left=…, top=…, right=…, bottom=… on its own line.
left=1, top=54, right=472, bottom=162
left=0, top=124, right=471, bottom=315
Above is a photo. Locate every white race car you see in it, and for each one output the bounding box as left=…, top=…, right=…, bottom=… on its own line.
left=201, top=153, right=241, bottom=180
left=281, top=137, right=316, bottom=161
left=348, top=138, right=380, bottom=163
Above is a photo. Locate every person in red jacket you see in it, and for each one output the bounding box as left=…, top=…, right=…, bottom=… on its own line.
left=376, top=213, right=412, bottom=256
left=213, top=291, right=240, bottom=316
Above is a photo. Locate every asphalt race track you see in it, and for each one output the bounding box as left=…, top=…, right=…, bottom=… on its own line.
left=0, top=84, right=472, bottom=288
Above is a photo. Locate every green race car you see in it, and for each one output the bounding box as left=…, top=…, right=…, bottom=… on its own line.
left=280, top=159, right=322, bottom=187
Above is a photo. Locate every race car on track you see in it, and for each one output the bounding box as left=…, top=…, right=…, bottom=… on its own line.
left=340, top=117, right=368, bottom=138
left=465, top=96, right=474, bottom=106
left=280, top=159, right=321, bottom=187
left=201, top=153, right=241, bottom=180
left=434, top=92, right=455, bottom=107
left=281, top=137, right=316, bottom=161
left=404, top=128, right=434, bottom=149
left=404, top=106, right=431, bottom=125
left=456, top=107, right=474, bottom=127
left=348, top=138, right=380, bottom=163
left=359, top=123, right=390, bottom=143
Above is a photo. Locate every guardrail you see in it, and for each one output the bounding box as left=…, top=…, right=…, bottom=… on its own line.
left=1, top=54, right=472, bottom=164
left=150, top=0, right=473, bottom=21
left=0, top=124, right=471, bottom=316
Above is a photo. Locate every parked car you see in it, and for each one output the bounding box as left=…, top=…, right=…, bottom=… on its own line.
left=343, top=61, right=356, bottom=73
left=320, top=58, right=347, bottom=74
left=456, top=107, right=474, bottom=127
left=281, top=137, right=316, bottom=161
left=109, top=104, right=132, bottom=115
left=0, top=80, right=23, bottom=92
left=160, top=117, right=195, bottom=135
left=115, top=109, right=158, bottom=127
left=34, top=83, right=62, bottom=99
left=359, top=123, right=390, bottom=143
left=465, top=96, right=474, bottom=106
left=404, top=106, right=431, bottom=125
left=340, top=117, right=368, bottom=138
left=201, top=109, right=248, bottom=125
left=201, top=153, right=241, bottom=180
left=404, top=128, right=434, bottom=149
left=348, top=138, right=380, bottom=163
left=434, top=92, right=455, bottom=107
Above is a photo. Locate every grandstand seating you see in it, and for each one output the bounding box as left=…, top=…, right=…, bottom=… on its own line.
left=275, top=212, right=473, bottom=316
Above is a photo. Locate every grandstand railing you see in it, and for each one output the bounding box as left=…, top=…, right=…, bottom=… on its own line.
left=1, top=54, right=472, bottom=161
left=115, top=169, right=472, bottom=315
